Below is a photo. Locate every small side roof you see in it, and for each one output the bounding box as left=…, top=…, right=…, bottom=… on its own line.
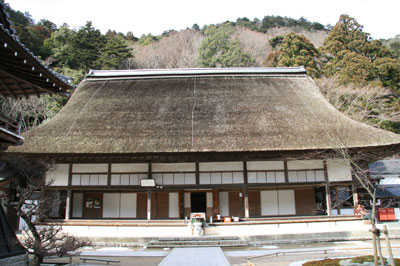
left=369, top=160, right=400, bottom=176
left=0, top=2, right=74, bottom=98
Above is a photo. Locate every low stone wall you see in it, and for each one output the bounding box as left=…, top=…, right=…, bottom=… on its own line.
left=22, top=218, right=400, bottom=247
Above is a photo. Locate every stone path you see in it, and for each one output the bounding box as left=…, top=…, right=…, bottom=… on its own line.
left=158, top=247, right=230, bottom=266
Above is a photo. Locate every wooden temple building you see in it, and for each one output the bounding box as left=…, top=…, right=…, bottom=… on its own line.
left=0, top=2, right=73, bottom=263
left=6, top=67, right=400, bottom=235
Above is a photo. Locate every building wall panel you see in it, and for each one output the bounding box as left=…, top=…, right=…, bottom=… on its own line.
left=287, top=160, right=323, bottom=170
left=248, top=190, right=261, bottom=217
left=47, top=164, right=69, bottom=186
left=199, top=162, right=243, bottom=171
left=136, top=192, right=147, bottom=219
left=278, top=190, right=296, bottom=215
left=156, top=192, right=169, bottom=219
left=247, top=161, right=284, bottom=170
left=261, top=190, right=278, bottom=216
left=327, top=159, right=352, bottom=181
left=103, top=193, right=120, bottom=218
left=111, top=163, right=148, bottom=173
left=120, top=193, right=137, bottom=218
left=219, top=192, right=229, bottom=216
left=169, top=192, right=179, bottom=218
left=295, top=189, right=316, bottom=215
left=229, top=191, right=244, bottom=217
left=72, top=193, right=83, bottom=218
left=152, top=163, right=195, bottom=172
left=72, top=164, right=108, bottom=173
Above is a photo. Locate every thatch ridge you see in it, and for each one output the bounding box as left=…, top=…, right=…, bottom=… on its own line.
left=8, top=69, right=400, bottom=154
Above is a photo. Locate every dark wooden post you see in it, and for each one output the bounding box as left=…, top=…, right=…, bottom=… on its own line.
left=147, top=162, right=152, bottom=221
left=243, top=161, right=249, bottom=219
left=325, top=183, right=332, bottom=216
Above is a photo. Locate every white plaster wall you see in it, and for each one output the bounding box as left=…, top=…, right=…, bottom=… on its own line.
left=287, top=160, right=323, bottom=170
left=184, top=193, right=191, bottom=208
left=327, top=159, right=352, bottom=182
left=120, top=193, right=137, bottom=218
left=260, top=191, right=278, bottom=216
left=72, top=164, right=108, bottom=173
left=200, top=162, right=243, bottom=172
left=57, top=219, right=370, bottom=238
left=169, top=193, right=179, bottom=218
left=219, top=192, right=229, bottom=216
left=247, top=161, right=284, bottom=171
left=278, top=190, right=295, bottom=215
left=47, top=164, right=69, bottom=186
left=112, top=164, right=148, bottom=173
left=152, top=163, right=195, bottom=172
left=72, top=193, right=83, bottom=218
left=103, top=193, right=120, bottom=218
left=206, top=192, right=213, bottom=208
left=379, top=177, right=400, bottom=185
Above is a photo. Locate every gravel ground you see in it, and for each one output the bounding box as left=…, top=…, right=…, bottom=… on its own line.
left=41, top=240, right=400, bottom=266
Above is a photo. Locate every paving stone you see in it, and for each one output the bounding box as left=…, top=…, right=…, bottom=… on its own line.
left=158, top=247, right=230, bottom=266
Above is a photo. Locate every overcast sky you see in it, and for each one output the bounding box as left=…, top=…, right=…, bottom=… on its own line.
left=6, top=0, right=400, bottom=39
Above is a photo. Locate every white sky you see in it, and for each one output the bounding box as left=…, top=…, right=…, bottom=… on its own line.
left=6, top=0, right=400, bottom=39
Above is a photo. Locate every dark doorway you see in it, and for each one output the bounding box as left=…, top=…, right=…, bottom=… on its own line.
left=191, top=192, right=206, bottom=212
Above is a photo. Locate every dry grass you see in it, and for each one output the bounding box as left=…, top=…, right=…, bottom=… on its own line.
left=303, top=256, right=400, bottom=266
left=302, top=258, right=341, bottom=266
left=316, top=77, right=400, bottom=130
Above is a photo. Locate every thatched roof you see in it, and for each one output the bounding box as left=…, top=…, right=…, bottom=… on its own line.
left=0, top=2, right=73, bottom=98
left=7, top=67, right=400, bottom=155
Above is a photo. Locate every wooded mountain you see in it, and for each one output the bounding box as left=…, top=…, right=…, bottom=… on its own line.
left=2, top=2, right=400, bottom=134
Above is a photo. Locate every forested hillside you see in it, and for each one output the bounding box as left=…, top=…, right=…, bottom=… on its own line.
left=1, top=2, right=400, bottom=135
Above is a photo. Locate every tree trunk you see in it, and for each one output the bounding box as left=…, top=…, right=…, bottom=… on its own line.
left=32, top=254, right=43, bottom=266
left=371, top=193, right=378, bottom=266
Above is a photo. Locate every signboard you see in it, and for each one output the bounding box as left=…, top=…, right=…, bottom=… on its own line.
left=140, top=179, right=156, bottom=187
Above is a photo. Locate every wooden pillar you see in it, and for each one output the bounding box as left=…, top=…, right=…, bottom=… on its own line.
left=147, top=162, right=152, bottom=221
left=323, top=160, right=332, bottom=216
left=284, top=160, right=289, bottom=183
left=352, top=179, right=359, bottom=215
left=65, top=189, right=71, bottom=221
left=147, top=188, right=152, bottom=221
left=325, top=183, right=332, bottom=216
left=244, top=186, right=249, bottom=219
left=336, top=187, right=341, bottom=215
left=243, top=161, right=249, bottom=219
left=195, top=162, right=200, bottom=186
left=213, top=189, right=219, bottom=217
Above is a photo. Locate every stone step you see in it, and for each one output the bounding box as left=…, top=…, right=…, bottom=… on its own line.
left=148, top=239, right=248, bottom=247
left=158, top=236, right=239, bottom=241
left=149, top=243, right=248, bottom=248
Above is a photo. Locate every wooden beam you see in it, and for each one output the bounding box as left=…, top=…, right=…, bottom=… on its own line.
left=0, top=68, right=52, bottom=96
left=0, top=73, right=17, bottom=98
left=10, top=76, right=29, bottom=99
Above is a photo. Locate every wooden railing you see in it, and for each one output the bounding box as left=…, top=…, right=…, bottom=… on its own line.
left=0, top=113, right=21, bottom=135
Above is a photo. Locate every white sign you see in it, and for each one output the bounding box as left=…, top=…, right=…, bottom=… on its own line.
left=140, top=179, right=155, bottom=187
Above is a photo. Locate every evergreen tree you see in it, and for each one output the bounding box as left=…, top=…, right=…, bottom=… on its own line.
left=264, top=33, right=321, bottom=78
left=96, top=35, right=132, bottom=70
left=198, top=23, right=255, bottom=67
left=70, top=21, right=107, bottom=70
left=321, top=14, right=400, bottom=90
